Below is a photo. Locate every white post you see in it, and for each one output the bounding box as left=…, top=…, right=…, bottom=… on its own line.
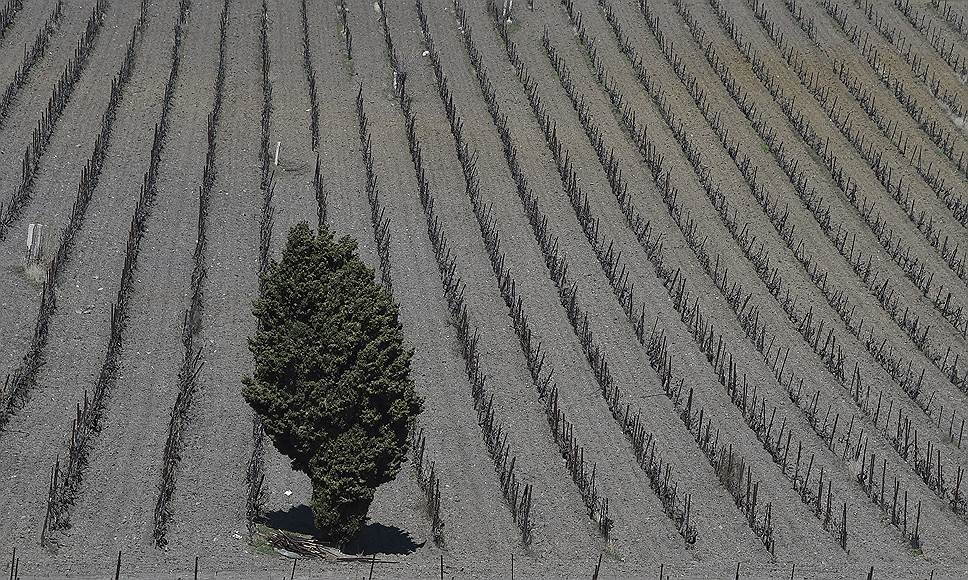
left=274, top=141, right=281, bottom=165
left=24, top=223, right=45, bottom=265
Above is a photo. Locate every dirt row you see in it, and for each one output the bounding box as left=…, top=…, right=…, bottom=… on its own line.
left=503, top=0, right=896, bottom=571
left=418, top=0, right=728, bottom=565
left=0, top=0, right=187, bottom=573
left=2, top=0, right=968, bottom=577
left=344, top=3, right=529, bottom=574
left=0, top=0, right=115, bottom=386
left=0, top=0, right=58, bottom=82
left=680, top=0, right=961, bottom=476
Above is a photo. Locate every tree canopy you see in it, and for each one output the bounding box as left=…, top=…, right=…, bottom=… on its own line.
left=243, top=222, right=421, bottom=544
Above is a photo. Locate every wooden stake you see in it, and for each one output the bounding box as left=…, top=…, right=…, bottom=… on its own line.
left=368, top=554, right=375, bottom=580
left=114, top=551, right=121, bottom=580
left=735, top=561, right=741, bottom=580
left=290, top=558, right=296, bottom=580
left=193, top=556, right=198, bottom=580
left=592, top=553, right=603, bottom=580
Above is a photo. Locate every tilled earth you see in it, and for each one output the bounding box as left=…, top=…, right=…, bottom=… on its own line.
left=2, top=0, right=968, bottom=577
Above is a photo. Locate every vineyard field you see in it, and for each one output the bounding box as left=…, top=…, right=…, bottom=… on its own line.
left=2, top=0, right=968, bottom=577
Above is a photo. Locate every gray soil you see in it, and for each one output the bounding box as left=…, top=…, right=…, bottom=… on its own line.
left=2, top=0, right=968, bottom=578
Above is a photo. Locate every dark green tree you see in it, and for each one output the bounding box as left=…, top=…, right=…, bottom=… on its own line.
left=243, top=222, right=421, bottom=544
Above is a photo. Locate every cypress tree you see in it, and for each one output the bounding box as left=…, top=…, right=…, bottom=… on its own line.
left=243, top=222, right=421, bottom=545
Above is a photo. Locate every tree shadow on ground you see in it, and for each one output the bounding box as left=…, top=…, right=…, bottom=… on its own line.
left=262, top=505, right=422, bottom=556
left=263, top=504, right=318, bottom=536
left=348, top=522, right=423, bottom=556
